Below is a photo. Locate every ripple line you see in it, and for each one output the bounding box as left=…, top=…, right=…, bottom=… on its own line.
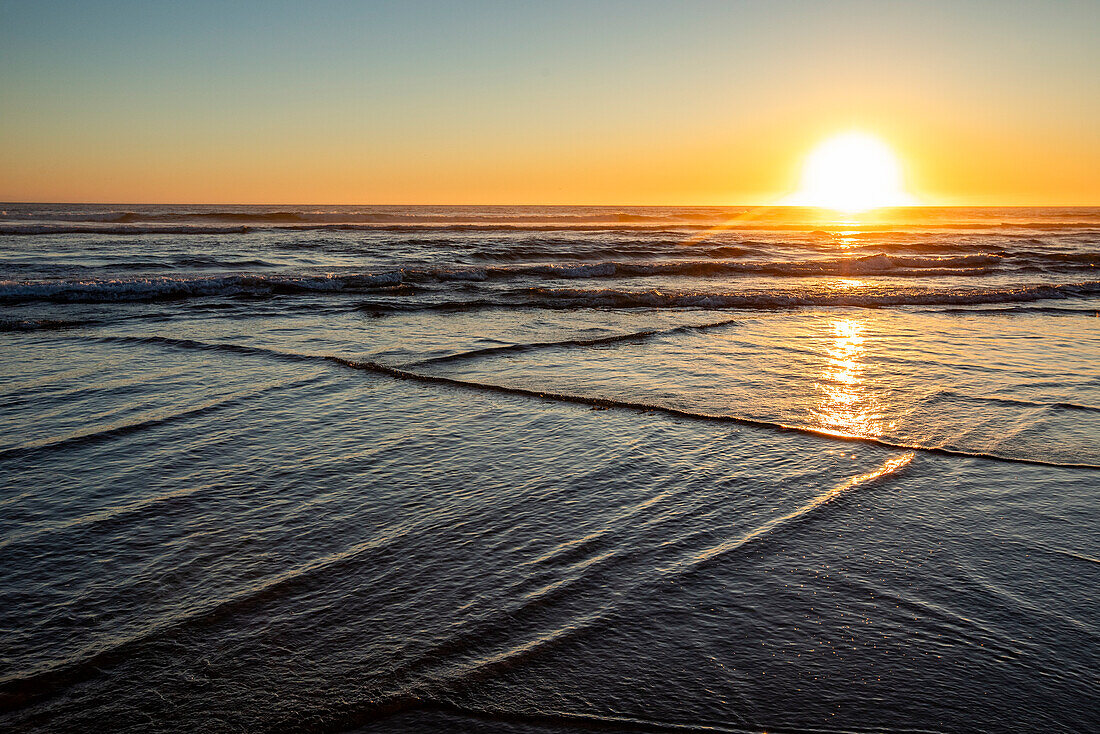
left=406, top=317, right=741, bottom=367
left=65, top=333, right=1100, bottom=470
left=333, top=358, right=1100, bottom=470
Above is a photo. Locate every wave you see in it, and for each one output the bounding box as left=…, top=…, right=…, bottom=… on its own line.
left=847, top=241, right=1007, bottom=254
left=1001, top=538, right=1100, bottom=567
left=22, top=210, right=691, bottom=224
left=925, top=304, right=1099, bottom=316
left=362, top=702, right=945, bottom=734
left=683, top=454, right=916, bottom=571
left=0, top=370, right=317, bottom=464
left=467, top=243, right=764, bottom=262
left=92, top=334, right=321, bottom=360
left=494, top=281, right=1100, bottom=311
left=0, top=224, right=255, bottom=236
left=407, top=318, right=742, bottom=367
left=170, top=257, right=279, bottom=269
left=932, top=391, right=1100, bottom=414
left=6, top=256, right=1097, bottom=304
left=0, top=317, right=97, bottom=332
left=0, top=222, right=722, bottom=235
left=0, top=514, right=430, bottom=713
left=632, top=252, right=1092, bottom=277
left=6, top=220, right=1100, bottom=236
left=0, top=222, right=721, bottom=236
left=331, top=358, right=1099, bottom=469
left=0, top=211, right=708, bottom=230
left=0, top=257, right=281, bottom=272
left=496, top=254, right=1009, bottom=279
left=0, top=210, right=326, bottom=224
left=47, top=333, right=1094, bottom=469
left=0, top=272, right=408, bottom=303
left=1005, top=251, right=1100, bottom=266
left=119, top=211, right=305, bottom=223
left=9, top=273, right=1091, bottom=309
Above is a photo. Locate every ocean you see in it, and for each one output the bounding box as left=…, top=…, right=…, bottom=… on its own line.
left=1, top=204, right=1097, bottom=733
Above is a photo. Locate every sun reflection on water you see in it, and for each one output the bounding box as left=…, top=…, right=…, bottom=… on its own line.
left=835, top=232, right=861, bottom=249
left=811, top=318, right=888, bottom=438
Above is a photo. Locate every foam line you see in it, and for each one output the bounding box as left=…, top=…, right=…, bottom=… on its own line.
left=331, top=358, right=1100, bottom=470
left=407, top=318, right=741, bottom=367
left=64, top=334, right=1100, bottom=470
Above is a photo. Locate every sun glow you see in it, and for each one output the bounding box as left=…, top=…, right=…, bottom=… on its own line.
left=785, top=132, right=916, bottom=213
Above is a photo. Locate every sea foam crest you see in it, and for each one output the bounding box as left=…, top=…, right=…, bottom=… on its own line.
left=0, top=272, right=405, bottom=303
left=510, top=281, right=1100, bottom=310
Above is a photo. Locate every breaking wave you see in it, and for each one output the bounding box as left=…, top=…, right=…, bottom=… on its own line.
left=3, top=252, right=1097, bottom=304
left=486, top=281, right=1099, bottom=310
left=0, top=225, right=255, bottom=236
left=0, top=317, right=97, bottom=332
left=4, top=220, right=1100, bottom=237
left=0, top=272, right=407, bottom=303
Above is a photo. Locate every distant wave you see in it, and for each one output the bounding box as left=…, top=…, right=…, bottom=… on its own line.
left=499, top=253, right=1005, bottom=278
left=1005, top=251, right=1100, bottom=265
left=5, top=259, right=1097, bottom=304
left=925, top=304, right=1099, bottom=317
left=494, top=281, right=1100, bottom=311
left=0, top=224, right=255, bottom=236
left=4, top=220, right=1100, bottom=236
left=0, top=210, right=701, bottom=227
left=467, top=243, right=764, bottom=262
left=113, top=210, right=686, bottom=224
left=0, top=222, right=733, bottom=235
left=0, top=272, right=408, bottom=303
left=931, top=390, right=1100, bottom=414
left=0, top=317, right=97, bottom=332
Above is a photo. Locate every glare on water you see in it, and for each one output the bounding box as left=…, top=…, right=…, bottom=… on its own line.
left=812, top=318, right=889, bottom=438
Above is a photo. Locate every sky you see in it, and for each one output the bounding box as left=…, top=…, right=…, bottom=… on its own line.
left=0, top=0, right=1097, bottom=205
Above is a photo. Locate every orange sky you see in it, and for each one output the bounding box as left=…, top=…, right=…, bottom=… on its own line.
left=1, top=2, right=1097, bottom=205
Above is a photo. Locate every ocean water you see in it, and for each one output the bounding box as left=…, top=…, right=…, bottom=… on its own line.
left=1, top=204, right=1097, bottom=733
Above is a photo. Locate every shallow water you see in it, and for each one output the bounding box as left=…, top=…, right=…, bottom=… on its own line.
left=1, top=205, right=1097, bottom=733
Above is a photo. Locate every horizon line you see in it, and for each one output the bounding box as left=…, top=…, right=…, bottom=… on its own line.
left=3, top=201, right=1098, bottom=208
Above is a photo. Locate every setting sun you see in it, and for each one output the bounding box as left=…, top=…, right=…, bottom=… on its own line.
left=786, top=132, right=916, bottom=213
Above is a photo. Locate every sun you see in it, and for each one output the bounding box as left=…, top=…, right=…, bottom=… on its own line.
left=784, top=132, right=916, bottom=213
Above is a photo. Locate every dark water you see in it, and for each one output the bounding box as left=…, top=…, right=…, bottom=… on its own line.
left=1, top=205, right=1098, bottom=733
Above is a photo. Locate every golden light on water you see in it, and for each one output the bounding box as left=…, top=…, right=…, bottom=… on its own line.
left=785, top=132, right=916, bottom=213
left=690, top=450, right=915, bottom=564
left=812, top=318, right=891, bottom=438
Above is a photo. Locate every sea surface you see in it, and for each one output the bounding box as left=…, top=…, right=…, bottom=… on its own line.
left=1, top=204, right=1098, bottom=733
